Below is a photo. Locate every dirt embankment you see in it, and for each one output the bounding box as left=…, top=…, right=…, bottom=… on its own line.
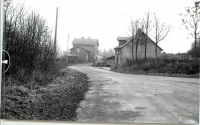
left=1, top=68, right=89, bottom=121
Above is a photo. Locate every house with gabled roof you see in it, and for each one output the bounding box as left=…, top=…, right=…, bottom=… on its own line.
left=114, top=32, right=163, bottom=65
left=70, top=46, right=90, bottom=62
left=70, top=37, right=99, bottom=62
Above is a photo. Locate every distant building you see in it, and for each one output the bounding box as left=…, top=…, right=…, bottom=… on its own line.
left=114, top=32, right=163, bottom=65
left=70, top=46, right=89, bottom=62
left=70, top=37, right=99, bottom=62
left=106, top=56, right=115, bottom=66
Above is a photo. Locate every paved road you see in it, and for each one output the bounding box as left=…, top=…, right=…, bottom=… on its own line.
left=69, top=65, right=199, bottom=124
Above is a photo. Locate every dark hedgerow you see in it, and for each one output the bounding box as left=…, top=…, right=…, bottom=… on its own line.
left=1, top=3, right=89, bottom=121
left=112, top=58, right=199, bottom=77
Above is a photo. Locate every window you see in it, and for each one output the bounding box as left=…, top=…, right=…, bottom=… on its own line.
left=77, top=48, right=80, bottom=53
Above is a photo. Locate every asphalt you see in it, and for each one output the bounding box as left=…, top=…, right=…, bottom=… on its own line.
left=69, top=64, right=199, bottom=124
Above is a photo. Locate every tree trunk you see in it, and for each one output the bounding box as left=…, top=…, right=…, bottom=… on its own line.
left=155, top=42, right=158, bottom=62
left=136, top=44, right=138, bottom=61
left=145, top=32, right=147, bottom=60
left=194, top=30, right=197, bottom=63
left=132, top=39, right=134, bottom=62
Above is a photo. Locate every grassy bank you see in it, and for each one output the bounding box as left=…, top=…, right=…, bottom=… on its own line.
left=112, top=58, right=200, bottom=78
left=1, top=68, right=89, bottom=121
left=2, top=3, right=90, bottom=121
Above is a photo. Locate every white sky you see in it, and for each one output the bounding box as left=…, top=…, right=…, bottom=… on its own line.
left=12, top=0, right=196, bottom=54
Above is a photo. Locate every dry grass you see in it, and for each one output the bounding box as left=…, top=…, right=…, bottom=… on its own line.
left=1, top=68, right=89, bottom=121
left=112, top=58, right=199, bottom=78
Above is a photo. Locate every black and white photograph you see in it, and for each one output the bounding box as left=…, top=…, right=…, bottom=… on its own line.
left=1, top=0, right=199, bottom=124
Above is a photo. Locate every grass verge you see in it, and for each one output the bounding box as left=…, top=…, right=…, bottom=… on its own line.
left=111, top=58, right=199, bottom=78
left=1, top=68, right=89, bottom=121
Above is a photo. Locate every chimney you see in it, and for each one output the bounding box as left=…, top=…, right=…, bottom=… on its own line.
left=82, top=36, right=84, bottom=39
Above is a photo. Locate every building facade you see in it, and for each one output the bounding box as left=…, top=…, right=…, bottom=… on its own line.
left=70, top=37, right=99, bottom=62
left=70, top=46, right=89, bottom=62
left=114, top=33, right=163, bottom=65
left=106, top=56, right=115, bottom=66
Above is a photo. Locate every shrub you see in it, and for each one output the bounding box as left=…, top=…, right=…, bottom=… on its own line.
left=3, top=4, right=65, bottom=88
left=120, top=58, right=199, bottom=75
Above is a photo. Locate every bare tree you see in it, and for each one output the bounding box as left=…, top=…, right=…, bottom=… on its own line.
left=129, top=19, right=145, bottom=62
left=4, top=4, right=58, bottom=87
left=98, top=48, right=114, bottom=60
left=181, top=3, right=200, bottom=62
left=129, top=19, right=138, bottom=61
left=153, top=14, right=171, bottom=61
left=143, top=12, right=151, bottom=60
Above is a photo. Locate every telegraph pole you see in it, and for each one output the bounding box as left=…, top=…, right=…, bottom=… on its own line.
left=67, top=33, right=69, bottom=54
left=66, top=33, right=69, bottom=64
left=194, top=1, right=200, bottom=62
left=54, top=7, right=58, bottom=60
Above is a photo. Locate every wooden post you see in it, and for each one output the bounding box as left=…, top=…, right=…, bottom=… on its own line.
left=54, top=7, right=58, bottom=61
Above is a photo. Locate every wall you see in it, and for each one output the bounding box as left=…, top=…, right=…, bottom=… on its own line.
left=115, top=49, right=121, bottom=65
left=68, top=56, right=78, bottom=63
left=145, top=39, right=162, bottom=58
left=119, top=40, right=127, bottom=47
left=117, top=39, right=162, bottom=65
left=70, top=47, right=89, bottom=62
left=106, top=60, right=115, bottom=66
left=73, top=44, right=97, bottom=62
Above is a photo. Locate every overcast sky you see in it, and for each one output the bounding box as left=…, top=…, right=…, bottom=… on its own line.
left=13, top=0, right=197, bottom=54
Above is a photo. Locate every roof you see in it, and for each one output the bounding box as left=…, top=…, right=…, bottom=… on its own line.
left=117, top=36, right=131, bottom=41
left=72, top=38, right=99, bottom=46
left=114, top=46, right=120, bottom=49
left=70, top=46, right=90, bottom=52
left=115, top=33, right=163, bottom=51
left=106, top=55, right=115, bottom=60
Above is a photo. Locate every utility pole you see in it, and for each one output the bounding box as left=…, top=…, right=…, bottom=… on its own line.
left=66, top=33, right=69, bottom=64
left=67, top=33, right=69, bottom=55
left=194, top=1, right=200, bottom=62
left=54, top=7, right=58, bottom=60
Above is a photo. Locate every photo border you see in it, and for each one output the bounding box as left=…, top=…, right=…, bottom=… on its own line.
left=0, top=0, right=3, bottom=114
left=0, top=0, right=199, bottom=125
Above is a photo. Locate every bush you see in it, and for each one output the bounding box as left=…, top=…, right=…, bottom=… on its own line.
left=119, top=58, right=199, bottom=75
left=141, top=62, right=155, bottom=71
left=3, top=4, right=64, bottom=88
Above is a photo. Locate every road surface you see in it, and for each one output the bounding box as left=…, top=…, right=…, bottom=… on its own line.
left=69, top=64, right=199, bottom=124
